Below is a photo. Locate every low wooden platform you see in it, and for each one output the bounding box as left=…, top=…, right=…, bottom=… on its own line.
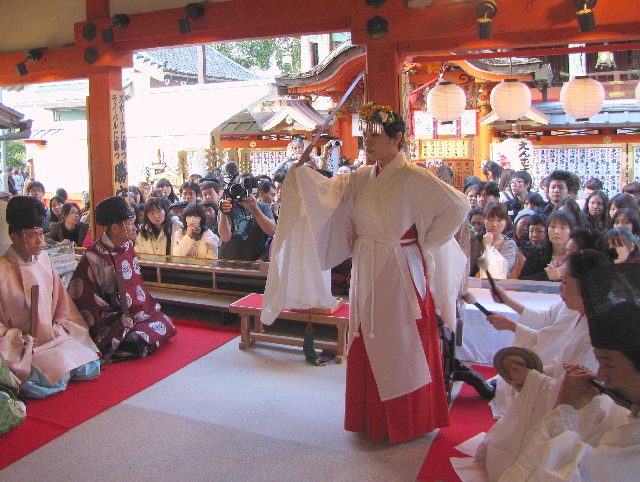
left=229, top=293, right=350, bottom=364
left=148, top=286, right=239, bottom=312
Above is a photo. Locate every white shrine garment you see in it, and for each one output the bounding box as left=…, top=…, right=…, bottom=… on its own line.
left=490, top=301, right=583, bottom=418
left=262, top=152, right=469, bottom=401
left=454, top=388, right=640, bottom=481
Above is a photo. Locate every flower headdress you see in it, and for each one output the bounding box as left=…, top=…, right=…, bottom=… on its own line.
left=358, top=102, right=398, bottom=134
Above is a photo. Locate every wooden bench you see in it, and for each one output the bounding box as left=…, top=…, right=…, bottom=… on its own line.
left=229, top=293, right=350, bottom=364
left=148, top=286, right=239, bottom=312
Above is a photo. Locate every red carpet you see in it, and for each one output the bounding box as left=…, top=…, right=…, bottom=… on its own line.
left=417, top=366, right=497, bottom=482
left=0, top=320, right=238, bottom=469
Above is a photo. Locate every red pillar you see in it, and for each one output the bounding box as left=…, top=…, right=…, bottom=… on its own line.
left=365, top=42, right=401, bottom=112
left=87, top=67, right=126, bottom=235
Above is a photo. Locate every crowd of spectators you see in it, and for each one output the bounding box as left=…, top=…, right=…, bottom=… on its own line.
left=466, top=165, right=640, bottom=281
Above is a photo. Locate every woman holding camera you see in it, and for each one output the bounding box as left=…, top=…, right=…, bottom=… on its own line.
left=172, top=203, right=219, bottom=259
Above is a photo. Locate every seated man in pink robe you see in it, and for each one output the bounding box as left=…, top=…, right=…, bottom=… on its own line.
left=0, top=196, right=100, bottom=398
left=70, top=196, right=176, bottom=361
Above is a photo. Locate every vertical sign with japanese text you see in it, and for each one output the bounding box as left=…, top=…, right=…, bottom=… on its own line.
left=110, top=91, right=128, bottom=196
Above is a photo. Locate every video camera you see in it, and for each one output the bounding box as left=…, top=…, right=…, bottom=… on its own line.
left=222, top=176, right=260, bottom=205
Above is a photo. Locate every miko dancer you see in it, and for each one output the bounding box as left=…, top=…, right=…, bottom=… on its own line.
left=263, top=103, right=469, bottom=443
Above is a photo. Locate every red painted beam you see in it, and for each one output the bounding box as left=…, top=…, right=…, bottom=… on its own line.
left=412, top=42, right=640, bottom=63
left=351, top=0, right=640, bottom=52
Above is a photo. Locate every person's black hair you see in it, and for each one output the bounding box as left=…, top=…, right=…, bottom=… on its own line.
left=479, top=181, right=500, bottom=198
left=141, top=197, right=173, bottom=241
left=61, top=202, right=80, bottom=218
left=512, top=170, right=533, bottom=187
left=201, top=180, right=220, bottom=193
left=525, top=191, right=546, bottom=209
left=55, top=188, right=68, bottom=201
left=483, top=161, right=503, bottom=182
left=200, top=200, right=217, bottom=209
left=548, top=170, right=578, bottom=193
left=180, top=181, right=201, bottom=196
left=584, top=177, right=604, bottom=191
left=556, top=198, right=587, bottom=228
left=49, top=195, right=65, bottom=208
left=583, top=190, right=609, bottom=230
left=483, top=201, right=508, bottom=221
left=463, top=175, right=481, bottom=191
left=273, top=169, right=287, bottom=184
left=156, top=178, right=178, bottom=202
left=612, top=207, right=640, bottom=235
left=468, top=207, right=484, bottom=220
left=258, top=180, right=275, bottom=193
left=569, top=228, right=608, bottom=255
left=527, top=213, right=547, bottom=228
left=547, top=209, right=577, bottom=231
left=621, top=350, right=640, bottom=372
left=609, top=193, right=640, bottom=219
left=26, top=180, right=45, bottom=193
left=181, top=203, right=207, bottom=233
left=564, top=249, right=611, bottom=281
left=381, top=115, right=406, bottom=150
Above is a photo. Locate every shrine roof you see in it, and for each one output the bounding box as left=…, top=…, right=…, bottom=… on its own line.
left=135, top=45, right=260, bottom=82
left=276, top=42, right=365, bottom=88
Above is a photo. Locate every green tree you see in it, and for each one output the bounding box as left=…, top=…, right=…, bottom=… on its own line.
left=213, top=37, right=301, bottom=75
left=4, top=140, right=26, bottom=169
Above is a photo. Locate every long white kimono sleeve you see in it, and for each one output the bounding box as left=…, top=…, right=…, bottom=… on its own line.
left=262, top=166, right=353, bottom=325
left=499, top=397, right=640, bottom=481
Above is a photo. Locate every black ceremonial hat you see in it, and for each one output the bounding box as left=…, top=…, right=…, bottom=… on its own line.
left=6, top=196, right=46, bottom=230
left=581, top=264, right=640, bottom=352
left=94, top=196, right=133, bottom=226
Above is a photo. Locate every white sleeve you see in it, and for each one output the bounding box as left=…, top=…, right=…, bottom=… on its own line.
left=499, top=398, right=635, bottom=482
left=204, top=230, right=218, bottom=259
left=261, top=167, right=353, bottom=325
left=172, top=229, right=195, bottom=257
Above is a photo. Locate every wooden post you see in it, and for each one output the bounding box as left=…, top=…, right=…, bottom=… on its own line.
left=87, top=68, right=128, bottom=236
left=365, top=42, right=401, bottom=112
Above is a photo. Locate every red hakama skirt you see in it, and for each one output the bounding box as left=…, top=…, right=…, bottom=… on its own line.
left=344, top=230, right=450, bottom=444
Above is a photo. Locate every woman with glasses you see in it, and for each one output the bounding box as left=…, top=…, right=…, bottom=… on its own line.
left=46, top=202, right=89, bottom=246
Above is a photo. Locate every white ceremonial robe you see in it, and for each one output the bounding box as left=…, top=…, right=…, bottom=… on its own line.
left=500, top=396, right=640, bottom=481
left=262, top=152, right=469, bottom=401
left=491, top=301, right=582, bottom=418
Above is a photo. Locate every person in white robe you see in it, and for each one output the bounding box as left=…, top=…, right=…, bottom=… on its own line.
left=451, top=251, right=613, bottom=480
left=485, top=283, right=582, bottom=418
left=262, top=103, right=469, bottom=443
left=453, top=263, right=640, bottom=481
left=0, top=196, right=100, bottom=399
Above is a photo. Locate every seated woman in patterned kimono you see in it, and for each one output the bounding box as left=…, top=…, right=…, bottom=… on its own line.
left=70, top=196, right=176, bottom=361
left=0, top=196, right=100, bottom=398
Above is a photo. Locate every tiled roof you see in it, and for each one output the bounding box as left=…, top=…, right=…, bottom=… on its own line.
left=136, top=45, right=260, bottom=82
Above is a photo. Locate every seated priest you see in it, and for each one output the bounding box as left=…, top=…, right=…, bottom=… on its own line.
left=452, top=263, right=640, bottom=481
left=70, top=196, right=176, bottom=361
left=0, top=196, right=100, bottom=398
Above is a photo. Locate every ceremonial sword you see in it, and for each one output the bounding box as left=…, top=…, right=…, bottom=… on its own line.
left=295, top=71, right=365, bottom=168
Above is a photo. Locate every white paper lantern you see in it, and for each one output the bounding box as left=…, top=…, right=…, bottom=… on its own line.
left=489, top=79, right=532, bottom=122
left=426, top=80, right=466, bottom=123
left=495, top=134, right=533, bottom=171
left=635, top=81, right=640, bottom=105
left=560, top=76, right=605, bottom=121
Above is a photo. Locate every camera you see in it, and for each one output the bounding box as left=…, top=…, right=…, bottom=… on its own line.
left=222, top=176, right=260, bottom=205
left=329, top=140, right=342, bottom=147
